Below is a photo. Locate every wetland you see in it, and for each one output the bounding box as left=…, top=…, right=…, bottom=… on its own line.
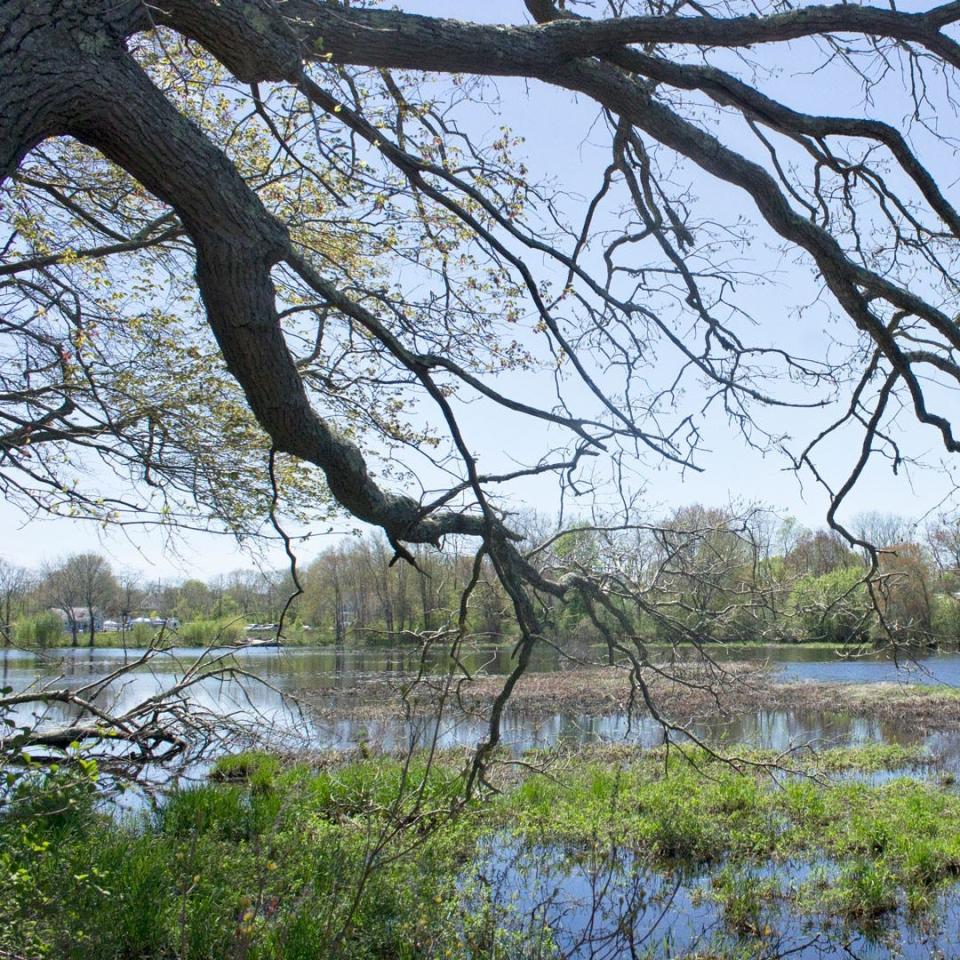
left=7, top=642, right=960, bottom=957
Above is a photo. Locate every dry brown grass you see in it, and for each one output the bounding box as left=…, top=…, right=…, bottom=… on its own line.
left=301, top=660, right=960, bottom=730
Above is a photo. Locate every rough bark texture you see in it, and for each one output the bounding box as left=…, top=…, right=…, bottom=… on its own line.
left=4, top=0, right=959, bottom=550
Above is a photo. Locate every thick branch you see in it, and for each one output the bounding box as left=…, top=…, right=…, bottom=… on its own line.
left=273, top=1, right=960, bottom=73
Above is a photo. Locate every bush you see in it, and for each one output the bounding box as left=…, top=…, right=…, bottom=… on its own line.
left=129, top=622, right=156, bottom=645
left=13, top=612, right=64, bottom=647
left=177, top=618, right=246, bottom=646
left=790, top=566, right=873, bottom=644
left=931, top=593, right=960, bottom=643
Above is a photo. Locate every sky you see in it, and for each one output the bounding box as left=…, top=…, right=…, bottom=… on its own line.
left=2, top=0, right=958, bottom=580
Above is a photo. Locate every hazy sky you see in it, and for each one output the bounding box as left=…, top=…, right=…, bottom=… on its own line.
left=2, top=0, right=956, bottom=579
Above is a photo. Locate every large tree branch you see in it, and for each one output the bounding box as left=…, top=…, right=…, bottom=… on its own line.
left=157, top=0, right=960, bottom=75
left=310, top=0, right=960, bottom=71
left=70, top=51, right=497, bottom=545
left=148, top=4, right=960, bottom=322
left=0, top=2, right=497, bottom=548
left=5, top=0, right=960, bottom=784
left=6, top=0, right=960, bottom=534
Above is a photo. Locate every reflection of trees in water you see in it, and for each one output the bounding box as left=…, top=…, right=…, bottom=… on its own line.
left=1, top=646, right=304, bottom=777
left=468, top=836, right=959, bottom=959
left=7, top=647, right=960, bottom=762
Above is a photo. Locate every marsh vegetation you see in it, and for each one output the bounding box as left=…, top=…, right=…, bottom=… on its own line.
left=7, top=644, right=960, bottom=958
left=6, top=741, right=960, bottom=960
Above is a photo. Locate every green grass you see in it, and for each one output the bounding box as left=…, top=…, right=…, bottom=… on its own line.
left=496, top=746, right=960, bottom=937
left=4, top=745, right=960, bottom=958
left=1, top=756, right=481, bottom=960
left=710, top=865, right=782, bottom=934
left=769, top=742, right=932, bottom=772
left=17, top=621, right=342, bottom=648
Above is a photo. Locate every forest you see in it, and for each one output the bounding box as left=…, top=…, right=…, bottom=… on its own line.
left=6, top=506, right=960, bottom=649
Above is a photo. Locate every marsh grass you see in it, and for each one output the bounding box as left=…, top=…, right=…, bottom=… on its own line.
left=4, top=745, right=960, bottom=958
left=304, top=667, right=960, bottom=736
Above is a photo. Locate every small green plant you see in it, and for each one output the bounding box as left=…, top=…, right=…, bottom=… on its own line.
left=711, top=866, right=779, bottom=934
left=833, top=860, right=898, bottom=920
left=211, top=750, right=282, bottom=787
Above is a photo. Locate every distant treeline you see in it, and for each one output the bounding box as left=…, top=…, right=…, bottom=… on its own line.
left=3, top=505, right=960, bottom=647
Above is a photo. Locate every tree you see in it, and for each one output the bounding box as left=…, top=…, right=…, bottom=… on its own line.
left=785, top=529, right=859, bottom=578
left=44, top=553, right=116, bottom=646
left=654, top=506, right=754, bottom=615
left=876, top=542, right=934, bottom=638
left=791, top=566, right=874, bottom=645
left=0, top=559, right=31, bottom=644
left=115, top=569, right=142, bottom=622
left=174, top=578, right=213, bottom=622
left=43, top=560, right=83, bottom=645
left=304, top=547, right=351, bottom=645
left=224, top=570, right=265, bottom=619
left=4, top=0, right=960, bottom=780
left=926, top=515, right=960, bottom=579
left=853, top=513, right=916, bottom=552
left=75, top=553, right=117, bottom=645
left=115, top=568, right=142, bottom=650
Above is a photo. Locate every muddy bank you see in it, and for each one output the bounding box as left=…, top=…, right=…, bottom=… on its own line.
left=302, top=662, right=960, bottom=729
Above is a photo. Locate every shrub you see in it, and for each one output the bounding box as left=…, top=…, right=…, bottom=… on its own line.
left=177, top=618, right=245, bottom=646
left=13, top=612, right=64, bottom=647
left=931, top=593, right=960, bottom=643
left=789, top=567, right=873, bottom=644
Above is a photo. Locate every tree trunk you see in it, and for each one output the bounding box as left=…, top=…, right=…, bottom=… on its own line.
left=333, top=579, right=345, bottom=646
left=419, top=570, right=432, bottom=633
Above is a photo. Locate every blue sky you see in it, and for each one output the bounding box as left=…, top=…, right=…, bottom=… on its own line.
left=1, top=0, right=957, bottom=578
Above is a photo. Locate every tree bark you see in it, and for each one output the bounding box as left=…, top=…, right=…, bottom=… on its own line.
left=6, top=0, right=959, bottom=557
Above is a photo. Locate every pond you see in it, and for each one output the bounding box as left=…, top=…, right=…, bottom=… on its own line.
left=4, top=642, right=960, bottom=759
left=467, top=837, right=960, bottom=959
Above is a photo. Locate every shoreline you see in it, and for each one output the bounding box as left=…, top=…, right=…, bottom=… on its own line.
left=6, top=636, right=954, bottom=651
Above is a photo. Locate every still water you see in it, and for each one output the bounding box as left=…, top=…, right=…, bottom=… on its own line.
left=469, top=837, right=960, bottom=960
left=3, top=642, right=960, bottom=757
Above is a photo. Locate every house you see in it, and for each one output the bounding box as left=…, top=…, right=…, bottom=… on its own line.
left=50, top=607, right=103, bottom=634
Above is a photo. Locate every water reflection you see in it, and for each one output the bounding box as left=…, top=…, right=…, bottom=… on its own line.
left=5, top=644, right=960, bottom=759
left=472, top=838, right=960, bottom=959
left=8, top=643, right=960, bottom=959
